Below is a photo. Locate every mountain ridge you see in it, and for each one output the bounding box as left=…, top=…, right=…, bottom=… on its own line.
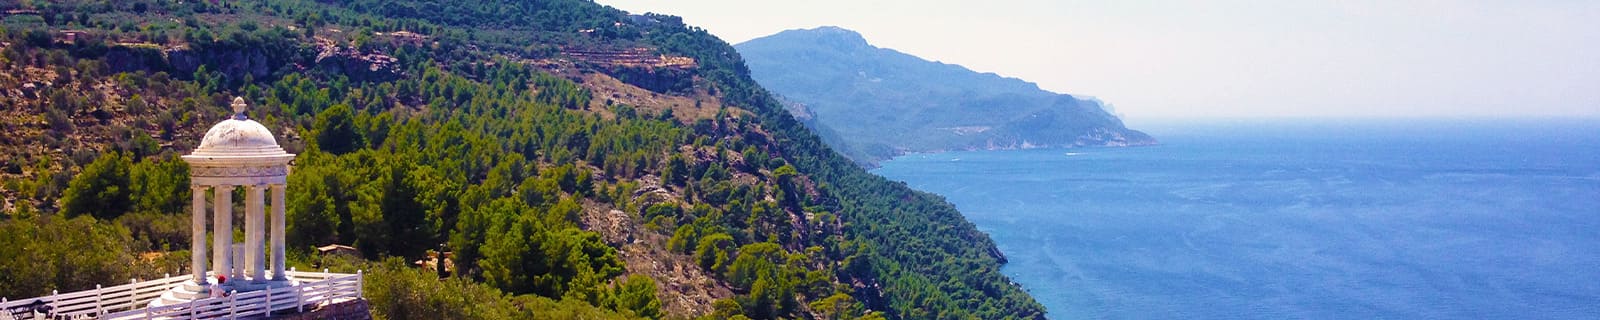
left=737, top=26, right=1155, bottom=164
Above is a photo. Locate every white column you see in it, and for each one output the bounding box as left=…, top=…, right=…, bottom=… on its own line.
left=212, top=185, right=233, bottom=281
left=245, top=185, right=267, bottom=282
left=190, top=185, right=209, bottom=284
left=270, top=184, right=287, bottom=281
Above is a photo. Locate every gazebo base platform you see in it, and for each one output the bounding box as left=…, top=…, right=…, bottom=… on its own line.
left=148, top=277, right=297, bottom=308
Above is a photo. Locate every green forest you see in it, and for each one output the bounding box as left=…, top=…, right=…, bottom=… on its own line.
left=0, top=1, right=1044, bottom=319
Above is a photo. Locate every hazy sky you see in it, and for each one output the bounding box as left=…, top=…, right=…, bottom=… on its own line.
left=597, top=0, right=1599, bottom=120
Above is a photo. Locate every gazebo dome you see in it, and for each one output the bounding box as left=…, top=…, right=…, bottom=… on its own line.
left=189, top=97, right=290, bottom=158
left=182, top=98, right=295, bottom=185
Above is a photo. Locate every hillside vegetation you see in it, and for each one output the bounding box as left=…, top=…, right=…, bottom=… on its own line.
left=737, top=26, right=1155, bottom=164
left=0, top=1, right=1043, bottom=319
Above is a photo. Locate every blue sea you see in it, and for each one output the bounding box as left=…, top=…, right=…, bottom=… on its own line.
left=871, top=119, right=1600, bottom=319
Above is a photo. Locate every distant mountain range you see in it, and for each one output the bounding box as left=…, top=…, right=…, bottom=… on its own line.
left=736, top=26, right=1155, bottom=164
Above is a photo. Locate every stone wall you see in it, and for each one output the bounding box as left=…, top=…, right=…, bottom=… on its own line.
left=270, top=299, right=373, bottom=320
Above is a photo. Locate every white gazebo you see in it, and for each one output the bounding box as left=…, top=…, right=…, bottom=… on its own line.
left=2, top=98, right=362, bottom=318
left=157, top=97, right=296, bottom=305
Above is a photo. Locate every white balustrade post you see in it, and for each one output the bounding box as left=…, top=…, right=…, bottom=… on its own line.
left=229, top=291, right=238, bottom=319
left=270, top=184, right=287, bottom=281
left=245, top=184, right=267, bottom=282
left=265, top=286, right=273, bottom=317
left=356, top=270, right=364, bottom=299
left=191, top=185, right=210, bottom=285
left=213, top=185, right=234, bottom=282
left=129, top=278, right=137, bottom=311
left=95, top=284, right=103, bottom=316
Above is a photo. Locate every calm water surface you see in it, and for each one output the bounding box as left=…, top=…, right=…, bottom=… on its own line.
left=872, top=119, right=1600, bottom=319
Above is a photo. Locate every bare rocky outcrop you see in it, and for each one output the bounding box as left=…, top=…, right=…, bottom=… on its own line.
left=314, top=41, right=402, bottom=82
left=576, top=181, right=735, bottom=317
left=100, top=37, right=403, bottom=84
left=100, top=44, right=273, bottom=82
left=168, top=47, right=273, bottom=80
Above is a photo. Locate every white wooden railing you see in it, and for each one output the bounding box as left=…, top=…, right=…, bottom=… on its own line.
left=1, top=274, right=187, bottom=320
left=0, top=269, right=362, bottom=320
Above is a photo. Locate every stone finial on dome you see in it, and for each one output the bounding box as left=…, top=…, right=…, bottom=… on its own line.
left=188, top=96, right=287, bottom=159
left=232, top=97, right=248, bottom=120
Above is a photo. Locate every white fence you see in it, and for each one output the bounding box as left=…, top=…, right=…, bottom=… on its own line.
left=0, top=275, right=186, bottom=320
left=0, top=270, right=362, bottom=320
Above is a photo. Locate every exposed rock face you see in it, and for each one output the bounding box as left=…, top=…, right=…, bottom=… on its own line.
left=101, top=40, right=401, bottom=83
left=269, top=299, right=373, bottom=320
left=102, top=45, right=273, bottom=82
left=315, top=43, right=402, bottom=82
left=169, top=47, right=273, bottom=80
left=104, top=46, right=169, bottom=74
left=562, top=48, right=699, bottom=94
